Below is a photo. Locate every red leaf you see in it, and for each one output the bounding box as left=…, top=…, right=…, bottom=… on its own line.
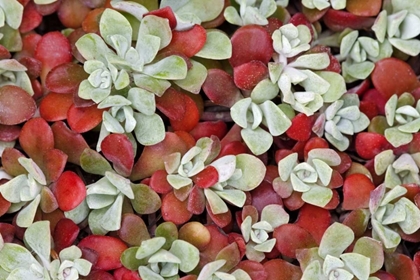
left=385, top=253, right=420, bottom=279
left=19, top=1, right=42, bottom=33
left=274, top=224, right=317, bottom=259
left=342, top=173, right=375, bottom=210
left=263, top=17, right=283, bottom=35
left=0, top=45, right=11, bottom=60
left=15, top=33, right=42, bottom=59
left=150, top=170, right=173, bottom=194
left=372, top=58, right=420, bottom=101
left=117, top=213, right=150, bottom=246
left=67, top=103, right=105, bottom=133
left=18, top=56, right=42, bottom=79
left=131, top=132, right=189, bottom=180
left=264, top=259, right=302, bottom=280
left=187, top=186, right=206, bottom=215
left=289, top=13, right=315, bottom=41
left=233, top=60, right=269, bottom=90
left=306, top=45, right=341, bottom=73
left=161, top=192, right=193, bottom=225
left=58, top=0, right=92, bottom=29
left=0, top=223, right=15, bottom=243
left=323, top=9, right=376, bottom=32
left=19, top=117, right=54, bottom=166
left=156, top=87, right=186, bottom=121
left=82, top=8, right=104, bottom=34
left=192, top=166, right=219, bottom=189
left=34, top=0, right=61, bottom=15
left=0, top=193, right=11, bottom=217
left=53, top=218, right=80, bottom=253
left=53, top=171, right=86, bottom=211
left=0, top=85, right=36, bottom=125
left=361, top=88, right=387, bottom=115
left=78, top=235, right=128, bottom=271
left=101, top=133, right=134, bottom=177
left=202, top=69, right=243, bottom=108
left=145, top=6, right=177, bottom=29
left=206, top=202, right=232, bottom=228
left=250, top=181, right=283, bottom=215
left=39, top=92, right=74, bottom=121
left=230, top=25, right=273, bottom=67
left=170, top=94, right=200, bottom=132
left=286, top=113, right=314, bottom=141
left=295, top=204, right=331, bottom=244
left=43, top=149, right=68, bottom=183
left=114, top=267, right=141, bottom=280
left=34, top=32, right=73, bottom=86
left=1, top=148, right=27, bottom=176
left=283, top=191, right=305, bottom=211
left=0, top=124, right=20, bottom=142
left=46, top=63, right=88, bottom=94
left=162, top=24, right=207, bottom=57
left=342, top=209, right=369, bottom=237
left=236, top=260, right=268, bottom=280
left=355, top=132, right=391, bottom=160
left=189, top=121, right=227, bottom=142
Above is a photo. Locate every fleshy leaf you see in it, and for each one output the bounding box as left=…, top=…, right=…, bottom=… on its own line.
left=23, top=221, right=51, bottom=264
left=195, top=29, right=232, bottom=60
left=133, top=112, right=165, bottom=146
left=318, top=222, right=354, bottom=258
left=143, top=55, right=188, bottom=80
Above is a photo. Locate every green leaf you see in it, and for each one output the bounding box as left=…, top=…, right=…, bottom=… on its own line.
left=133, top=73, right=171, bottom=96
left=259, top=101, right=292, bottom=136
left=174, top=59, right=208, bottom=94
left=16, top=194, right=41, bottom=228
left=127, top=87, right=156, bottom=116
left=0, top=174, right=28, bottom=203
left=205, top=188, right=228, bottom=214
left=160, top=0, right=225, bottom=22
left=75, top=33, right=113, bottom=63
left=301, top=260, right=322, bottom=280
left=288, top=53, right=330, bottom=70
left=371, top=219, right=401, bottom=249
left=227, top=154, right=266, bottom=191
left=167, top=174, right=192, bottom=190
left=250, top=79, right=279, bottom=104
left=301, top=185, right=333, bottom=207
left=353, top=237, right=384, bottom=274
left=64, top=200, right=90, bottom=225
left=0, top=0, right=23, bottom=29
left=100, top=8, right=132, bottom=50
left=299, top=70, right=330, bottom=95
left=389, top=38, right=420, bottom=56
left=0, top=243, right=39, bottom=272
left=385, top=127, right=413, bottom=147
left=278, top=153, right=298, bottom=181
left=131, top=183, right=161, bottom=214
left=316, top=71, right=346, bottom=102
left=80, top=148, right=113, bottom=176
left=397, top=197, right=420, bottom=234
left=318, top=222, right=354, bottom=258
left=240, top=126, right=273, bottom=155
left=340, top=253, right=370, bottom=280
left=121, top=247, right=144, bottom=270
left=138, top=15, right=172, bottom=50
left=143, top=55, right=188, bottom=80
left=197, top=259, right=226, bottom=280
left=136, top=237, right=166, bottom=260
left=231, top=98, right=252, bottom=129
left=139, top=266, right=165, bottom=280
left=23, top=221, right=51, bottom=265
left=170, top=240, right=200, bottom=273
left=261, top=204, right=289, bottom=228
left=215, top=189, right=246, bottom=208
left=133, top=112, right=165, bottom=146
left=210, top=155, right=237, bottom=182
left=110, top=0, right=148, bottom=21
left=195, top=29, right=232, bottom=60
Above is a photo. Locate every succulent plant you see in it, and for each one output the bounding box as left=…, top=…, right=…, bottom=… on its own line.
left=374, top=149, right=420, bottom=188
left=0, top=58, right=33, bottom=95
left=240, top=204, right=289, bottom=262
left=197, top=259, right=251, bottom=280
left=383, top=93, right=420, bottom=147
left=298, top=223, right=384, bottom=280
left=313, top=93, right=370, bottom=151
left=301, top=0, right=346, bottom=11
left=369, top=184, right=420, bottom=250
left=273, top=148, right=341, bottom=207
left=224, top=0, right=278, bottom=26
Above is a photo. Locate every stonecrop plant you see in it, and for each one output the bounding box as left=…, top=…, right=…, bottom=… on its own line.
left=3, top=0, right=420, bottom=279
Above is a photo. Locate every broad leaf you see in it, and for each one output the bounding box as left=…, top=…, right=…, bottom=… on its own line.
left=195, top=29, right=232, bottom=60
left=143, top=55, right=188, bottom=80
left=318, top=222, right=354, bottom=258
left=133, top=112, right=165, bottom=146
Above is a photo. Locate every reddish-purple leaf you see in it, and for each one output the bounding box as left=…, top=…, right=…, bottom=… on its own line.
left=161, top=192, right=193, bottom=225
left=34, top=32, right=73, bottom=86
left=0, top=124, right=20, bottom=142
left=323, top=9, right=376, bottom=32
left=53, top=171, right=86, bottom=212
left=385, top=253, right=420, bottom=279
left=236, top=260, right=268, bottom=280
left=342, top=173, right=375, bottom=210
left=34, top=0, right=61, bottom=15
left=162, top=24, right=207, bottom=57
left=145, top=6, right=177, bottom=29
left=0, top=223, right=15, bottom=243
left=54, top=218, right=80, bottom=253
left=342, top=209, right=369, bottom=237
left=51, top=121, right=89, bottom=165
left=202, top=69, right=243, bottom=108
left=150, top=170, right=173, bottom=194
left=156, top=87, right=186, bottom=121
left=19, top=1, right=43, bottom=33
left=192, top=166, right=219, bottom=189
left=101, top=133, right=134, bottom=177
left=230, top=24, right=273, bottom=67
left=0, top=193, right=11, bottom=218
left=117, top=213, right=150, bottom=246
left=206, top=202, right=232, bottom=228
left=19, top=117, right=54, bottom=166
left=46, top=63, right=88, bottom=94
left=58, top=0, right=92, bottom=29
left=131, top=132, right=189, bottom=181
left=295, top=204, right=331, bottom=245
left=1, top=148, right=26, bottom=176
left=274, top=224, right=317, bottom=259
left=264, top=259, right=302, bottom=280
left=40, top=186, right=59, bottom=213
left=187, top=186, right=206, bottom=215
left=43, top=149, right=68, bottom=183
left=355, top=132, right=391, bottom=160
left=189, top=120, right=228, bottom=141
left=233, top=60, right=268, bottom=90
left=0, top=85, right=36, bottom=125
left=78, top=235, right=128, bottom=271
left=18, top=56, right=42, bottom=79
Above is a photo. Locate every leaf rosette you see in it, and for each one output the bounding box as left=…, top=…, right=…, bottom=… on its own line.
left=270, top=24, right=346, bottom=116
left=0, top=59, right=33, bottom=95
left=273, top=148, right=341, bottom=207
left=369, top=184, right=420, bottom=250
left=49, top=246, right=92, bottom=280
left=224, top=0, right=277, bottom=26
left=122, top=236, right=199, bottom=280
left=299, top=223, right=384, bottom=280
left=383, top=93, right=420, bottom=147
left=374, top=149, right=420, bottom=188
left=240, top=204, right=289, bottom=262
left=197, top=259, right=251, bottom=280
left=0, top=0, right=23, bottom=51
left=302, top=0, right=346, bottom=11
left=313, top=93, right=370, bottom=151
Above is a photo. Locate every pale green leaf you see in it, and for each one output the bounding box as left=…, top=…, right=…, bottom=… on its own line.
left=240, top=126, right=273, bottom=155
left=228, top=154, right=266, bottom=191
left=100, top=8, right=132, bottom=49
left=278, top=153, right=298, bottom=181
left=136, top=237, right=166, bottom=260
left=127, top=87, right=156, bottom=116
left=64, top=200, right=90, bottom=225
left=259, top=101, right=292, bottom=136
left=138, top=15, right=172, bottom=50
left=75, top=33, right=113, bottom=63
left=170, top=240, right=200, bottom=273
left=0, top=0, right=23, bottom=30
left=133, top=73, right=171, bottom=96
left=385, top=127, right=413, bottom=147
left=143, top=55, right=188, bottom=80
left=23, top=221, right=51, bottom=264
left=174, top=59, right=208, bottom=94
left=133, top=112, right=165, bottom=145
left=301, top=185, right=333, bottom=208
left=0, top=174, right=27, bottom=203
left=318, top=222, right=354, bottom=258
left=250, top=79, right=279, bottom=104
left=0, top=243, right=38, bottom=272
left=215, top=189, right=246, bottom=208
left=205, top=188, right=228, bottom=214
left=105, top=171, right=134, bottom=199
left=195, top=29, right=232, bottom=60
left=160, top=0, right=224, bottom=22
left=139, top=266, right=164, bottom=280
left=110, top=0, right=148, bottom=22
left=288, top=53, right=330, bottom=70
left=261, top=204, right=289, bottom=228
left=16, top=194, right=41, bottom=228
left=352, top=237, right=384, bottom=274
left=397, top=197, right=420, bottom=234
left=316, top=71, right=346, bottom=102
left=230, top=98, right=252, bottom=129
